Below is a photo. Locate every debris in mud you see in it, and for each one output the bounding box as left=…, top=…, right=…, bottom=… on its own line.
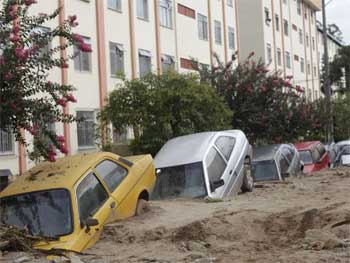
left=303, top=229, right=348, bottom=250
left=0, top=225, right=54, bottom=252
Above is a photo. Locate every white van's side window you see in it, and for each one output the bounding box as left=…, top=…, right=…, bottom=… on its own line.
left=215, top=136, right=235, bottom=161
left=205, top=147, right=226, bottom=183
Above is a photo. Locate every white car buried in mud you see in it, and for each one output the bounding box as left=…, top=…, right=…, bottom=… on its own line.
left=152, top=130, right=254, bottom=200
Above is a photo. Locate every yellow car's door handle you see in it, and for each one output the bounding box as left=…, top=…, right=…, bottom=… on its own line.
left=110, top=202, right=116, bottom=209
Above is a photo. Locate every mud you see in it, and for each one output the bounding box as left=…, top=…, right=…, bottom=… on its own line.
left=1, top=167, right=350, bottom=263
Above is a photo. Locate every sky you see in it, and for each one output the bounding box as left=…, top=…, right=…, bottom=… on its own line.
left=317, top=0, right=350, bottom=44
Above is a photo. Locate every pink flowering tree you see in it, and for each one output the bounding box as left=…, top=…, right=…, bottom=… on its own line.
left=196, top=53, right=321, bottom=144
left=0, top=0, right=91, bottom=161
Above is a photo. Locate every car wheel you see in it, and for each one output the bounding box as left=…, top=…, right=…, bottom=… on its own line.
left=241, top=164, right=254, bottom=192
left=135, top=198, right=149, bottom=216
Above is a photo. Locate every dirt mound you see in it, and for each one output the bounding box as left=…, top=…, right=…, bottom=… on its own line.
left=263, top=204, right=350, bottom=249
left=171, top=220, right=209, bottom=242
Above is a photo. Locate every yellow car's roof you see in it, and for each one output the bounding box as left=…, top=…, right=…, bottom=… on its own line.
left=0, top=152, right=121, bottom=198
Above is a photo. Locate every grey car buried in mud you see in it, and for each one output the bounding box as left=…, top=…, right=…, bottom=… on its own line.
left=151, top=130, right=254, bottom=200
left=252, top=144, right=303, bottom=182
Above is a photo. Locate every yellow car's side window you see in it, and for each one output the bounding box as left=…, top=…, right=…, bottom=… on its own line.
left=95, top=160, right=128, bottom=192
left=76, top=172, right=109, bottom=225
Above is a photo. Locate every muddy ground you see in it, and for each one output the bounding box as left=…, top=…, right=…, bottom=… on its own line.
left=1, top=167, right=350, bottom=263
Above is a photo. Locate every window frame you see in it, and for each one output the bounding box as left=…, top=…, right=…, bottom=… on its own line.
left=0, top=128, right=14, bottom=155
left=107, top=0, right=122, bottom=12
left=77, top=111, right=95, bottom=149
left=94, top=159, right=129, bottom=193
left=197, top=13, right=208, bottom=41
left=228, top=26, right=235, bottom=50
left=214, top=20, right=222, bottom=45
left=109, top=41, right=125, bottom=77
left=74, top=35, right=92, bottom=72
left=75, top=172, right=109, bottom=227
left=159, top=0, right=173, bottom=28
left=138, top=49, right=152, bottom=78
left=137, top=0, right=149, bottom=20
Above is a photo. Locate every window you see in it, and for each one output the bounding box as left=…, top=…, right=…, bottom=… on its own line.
left=279, top=155, right=289, bottom=175
left=138, top=49, right=152, bottom=77
left=294, top=55, right=299, bottom=61
left=266, top=43, right=272, bottom=64
left=264, top=8, right=271, bottom=25
left=299, top=29, right=303, bottom=44
left=95, top=160, right=128, bottom=192
left=74, top=36, right=92, bottom=72
left=307, top=63, right=311, bottom=75
left=283, top=0, right=287, bottom=4
left=161, top=54, right=175, bottom=72
left=77, top=173, right=108, bottom=224
left=0, top=129, right=13, bottom=154
left=312, top=37, right=315, bottom=50
left=137, top=0, right=148, bottom=20
left=283, top=19, right=289, bottom=36
left=300, top=57, right=305, bottom=73
left=32, top=26, right=51, bottom=57
left=281, top=147, right=294, bottom=163
left=227, top=0, right=233, bottom=7
left=285, top=51, right=291, bottom=69
left=214, top=20, right=222, bottom=45
left=109, top=42, right=125, bottom=77
left=215, top=136, right=235, bottom=161
left=228, top=26, right=235, bottom=50
left=77, top=111, right=95, bottom=148
left=296, top=0, right=301, bottom=15
left=159, top=0, right=172, bottom=28
left=107, top=0, right=121, bottom=11
left=277, top=48, right=282, bottom=66
left=275, top=14, right=280, bottom=31
left=205, top=147, right=226, bottom=185
left=314, top=66, right=317, bottom=77
left=306, top=33, right=309, bottom=47
left=197, top=13, right=208, bottom=41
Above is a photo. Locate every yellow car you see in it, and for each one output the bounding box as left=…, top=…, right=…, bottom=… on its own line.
left=0, top=152, right=155, bottom=252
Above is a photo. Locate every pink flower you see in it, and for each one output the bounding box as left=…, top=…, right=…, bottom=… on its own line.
left=248, top=51, right=255, bottom=59
left=15, top=47, right=30, bottom=60
left=78, top=42, right=92, bottom=53
left=72, top=34, right=84, bottom=43
left=295, top=85, right=305, bottom=93
left=12, top=25, right=20, bottom=34
left=4, top=73, right=13, bottom=80
left=68, top=15, right=78, bottom=26
left=260, top=85, right=267, bottom=92
left=8, top=5, right=18, bottom=19
left=283, top=80, right=292, bottom=87
left=0, top=56, right=5, bottom=66
left=28, top=125, right=39, bottom=136
left=246, top=84, right=253, bottom=93
left=65, top=94, right=77, bottom=103
left=24, top=0, right=37, bottom=6
left=57, top=98, right=67, bottom=107
left=286, top=75, right=293, bottom=80
left=60, top=62, right=69, bottom=69
left=56, top=135, right=65, bottom=143
left=60, top=145, right=68, bottom=155
left=9, top=33, right=20, bottom=43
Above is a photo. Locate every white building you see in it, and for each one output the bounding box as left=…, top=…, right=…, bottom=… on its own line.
left=316, top=21, right=345, bottom=92
left=0, top=0, right=240, bottom=174
left=236, top=0, right=322, bottom=101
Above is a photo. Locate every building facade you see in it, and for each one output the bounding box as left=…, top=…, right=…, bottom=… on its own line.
left=0, top=0, right=240, bottom=174
left=237, top=0, right=322, bottom=101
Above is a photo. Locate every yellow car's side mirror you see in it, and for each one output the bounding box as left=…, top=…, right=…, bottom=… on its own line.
left=85, top=217, right=99, bottom=233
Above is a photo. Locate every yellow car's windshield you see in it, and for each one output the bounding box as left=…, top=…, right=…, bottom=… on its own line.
left=0, top=189, right=73, bottom=238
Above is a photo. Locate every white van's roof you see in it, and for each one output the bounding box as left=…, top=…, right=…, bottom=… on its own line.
left=154, top=130, right=244, bottom=168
